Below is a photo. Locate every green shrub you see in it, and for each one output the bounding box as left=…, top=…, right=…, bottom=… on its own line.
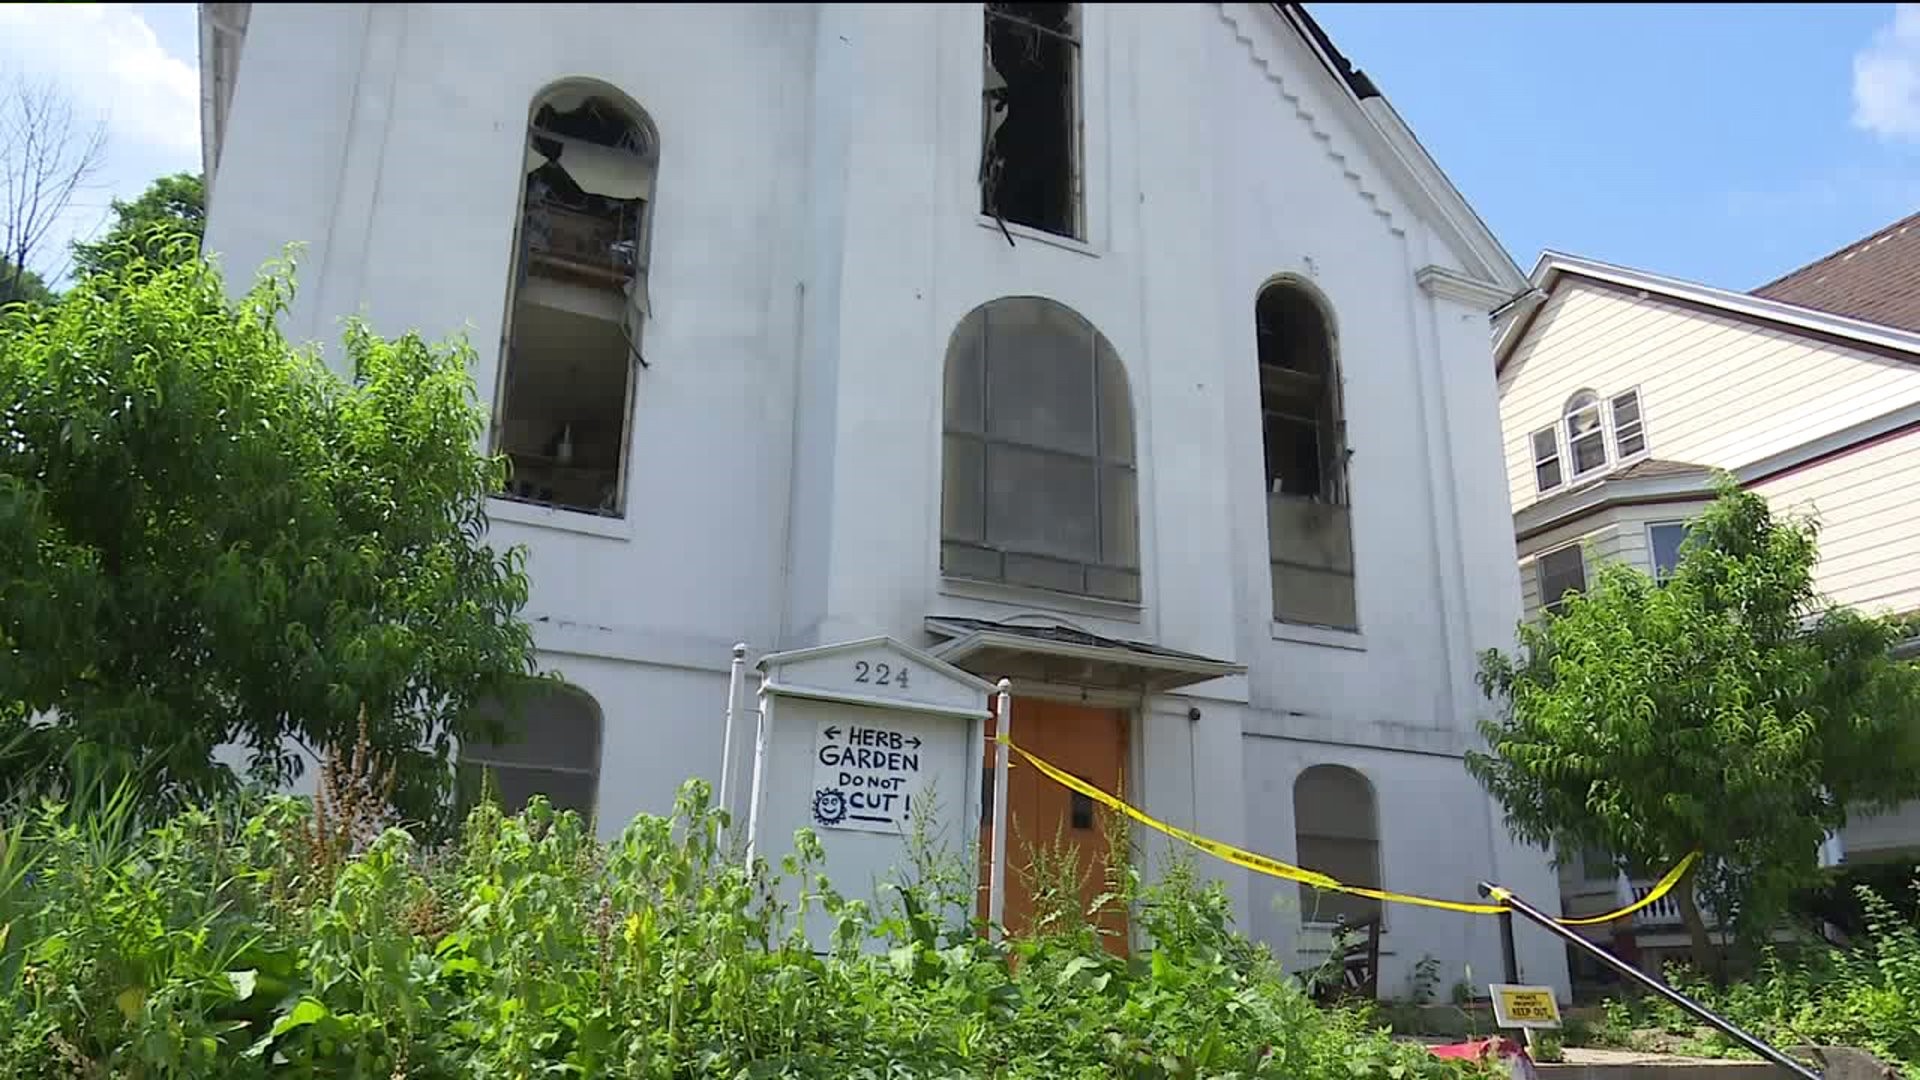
left=0, top=774, right=1497, bottom=1079
left=1576, top=881, right=1920, bottom=1075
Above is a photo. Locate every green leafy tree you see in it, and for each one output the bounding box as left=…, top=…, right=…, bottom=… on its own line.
left=70, top=171, right=205, bottom=279
left=1470, top=478, right=1920, bottom=974
left=0, top=241, right=539, bottom=828
left=0, top=258, right=52, bottom=306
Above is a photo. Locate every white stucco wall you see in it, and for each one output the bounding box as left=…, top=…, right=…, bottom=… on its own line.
left=203, top=2, right=1564, bottom=996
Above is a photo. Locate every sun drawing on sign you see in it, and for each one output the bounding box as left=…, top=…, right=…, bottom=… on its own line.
left=812, top=788, right=848, bottom=827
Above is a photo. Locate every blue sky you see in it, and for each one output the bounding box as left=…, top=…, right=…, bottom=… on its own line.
left=0, top=3, right=199, bottom=285
left=3, top=5, right=1918, bottom=295
left=1314, top=3, right=1920, bottom=290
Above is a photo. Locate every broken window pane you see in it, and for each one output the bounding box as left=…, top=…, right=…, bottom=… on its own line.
left=1256, top=284, right=1340, bottom=501
left=496, top=86, right=657, bottom=518
left=981, top=3, right=1081, bottom=239
left=1258, top=282, right=1357, bottom=628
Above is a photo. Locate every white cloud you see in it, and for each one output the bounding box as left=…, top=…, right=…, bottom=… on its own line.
left=1853, top=3, right=1920, bottom=141
left=0, top=3, right=199, bottom=157
left=0, top=4, right=198, bottom=282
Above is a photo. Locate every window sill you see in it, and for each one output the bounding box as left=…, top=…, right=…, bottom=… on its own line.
left=975, top=215, right=1099, bottom=258
left=938, top=576, right=1144, bottom=624
left=487, top=496, right=632, bottom=541
left=1296, top=924, right=1393, bottom=951
left=1270, top=621, right=1366, bottom=652
left=1300, top=921, right=1390, bottom=936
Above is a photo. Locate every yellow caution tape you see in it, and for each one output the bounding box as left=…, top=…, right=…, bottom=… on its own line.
left=998, top=735, right=1700, bottom=925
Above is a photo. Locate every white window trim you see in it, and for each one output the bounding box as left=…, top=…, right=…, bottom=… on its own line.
left=1530, top=424, right=1563, bottom=494
left=1535, top=541, right=1588, bottom=613
left=1609, top=385, right=1649, bottom=467
left=974, top=214, right=1100, bottom=257
left=487, top=495, right=634, bottom=541
left=1645, top=518, right=1689, bottom=581
left=1271, top=620, right=1367, bottom=652
left=937, top=575, right=1143, bottom=623
left=1563, top=393, right=1609, bottom=482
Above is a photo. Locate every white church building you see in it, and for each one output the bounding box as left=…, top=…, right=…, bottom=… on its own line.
left=198, top=2, right=1568, bottom=996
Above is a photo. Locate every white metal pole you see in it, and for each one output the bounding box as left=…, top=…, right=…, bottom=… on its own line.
left=988, top=677, right=1012, bottom=937
left=744, top=669, right=772, bottom=869
left=718, top=642, right=747, bottom=814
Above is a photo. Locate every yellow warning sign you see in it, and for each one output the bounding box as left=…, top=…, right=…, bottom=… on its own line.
left=1489, top=983, right=1562, bottom=1029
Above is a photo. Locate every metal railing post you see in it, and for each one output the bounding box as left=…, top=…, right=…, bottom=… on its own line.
left=1478, top=880, right=1821, bottom=1080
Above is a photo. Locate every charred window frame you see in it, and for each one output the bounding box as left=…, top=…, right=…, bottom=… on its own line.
left=981, top=3, right=1083, bottom=240
left=1256, top=285, right=1346, bottom=504
left=493, top=85, right=658, bottom=519
left=1257, top=280, right=1357, bottom=631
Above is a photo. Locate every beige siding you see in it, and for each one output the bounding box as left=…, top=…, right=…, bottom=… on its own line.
left=1517, top=521, right=1619, bottom=624
left=1499, top=280, right=1920, bottom=513
left=1754, top=429, right=1920, bottom=617
left=1514, top=500, right=1715, bottom=624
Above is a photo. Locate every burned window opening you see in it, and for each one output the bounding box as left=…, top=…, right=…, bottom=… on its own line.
left=981, top=3, right=1080, bottom=240
left=1256, top=285, right=1343, bottom=503
left=495, top=87, right=657, bottom=519
left=1258, top=281, right=1357, bottom=630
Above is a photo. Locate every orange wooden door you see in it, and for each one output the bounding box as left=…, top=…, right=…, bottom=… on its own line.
left=979, top=696, right=1130, bottom=954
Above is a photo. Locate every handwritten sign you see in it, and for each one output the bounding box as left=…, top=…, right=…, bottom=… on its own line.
left=810, top=716, right=926, bottom=834
left=1488, top=984, right=1562, bottom=1030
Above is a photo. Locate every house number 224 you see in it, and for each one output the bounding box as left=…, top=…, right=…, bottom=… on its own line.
left=853, top=661, right=909, bottom=689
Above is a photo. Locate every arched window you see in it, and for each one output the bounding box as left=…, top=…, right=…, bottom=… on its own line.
left=940, top=297, right=1139, bottom=602
left=1293, top=764, right=1380, bottom=926
left=458, top=682, right=603, bottom=819
left=493, top=82, right=658, bottom=518
left=1563, top=390, right=1606, bottom=478
left=1257, top=281, right=1356, bottom=629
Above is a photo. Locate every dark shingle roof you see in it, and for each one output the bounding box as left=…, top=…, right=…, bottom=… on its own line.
left=1613, top=458, right=1712, bottom=480
left=1752, top=210, right=1920, bottom=334
left=925, top=617, right=1229, bottom=665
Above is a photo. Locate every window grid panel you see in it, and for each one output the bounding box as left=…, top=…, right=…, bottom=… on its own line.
left=941, top=300, right=1139, bottom=594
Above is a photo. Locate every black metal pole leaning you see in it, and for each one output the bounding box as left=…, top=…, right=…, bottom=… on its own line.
left=1477, top=880, right=1822, bottom=1080
left=1497, top=909, right=1519, bottom=984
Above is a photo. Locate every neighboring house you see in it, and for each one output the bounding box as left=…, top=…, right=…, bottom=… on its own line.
left=200, top=3, right=1568, bottom=995
left=1494, top=229, right=1920, bottom=974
